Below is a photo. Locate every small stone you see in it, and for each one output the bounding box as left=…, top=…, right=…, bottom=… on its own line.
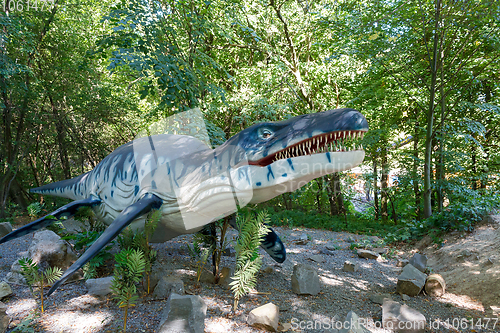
left=397, top=259, right=409, bottom=268
left=408, top=253, right=427, bottom=273
left=320, top=248, right=336, bottom=256
left=368, top=293, right=392, bottom=305
left=0, top=301, right=10, bottom=333
left=402, top=294, right=410, bottom=301
left=372, top=247, right=388, bottom=255
left=0, top=222, right=12, bottom=238
left=262, top=266, right=274, bottom=274
left=152, top=276, right=185, bottom=299
left=396, top=264, right=427, bottom=297
left=157, top=293, right=207, bottom=333
left=199, top=270, right=215, bottom=284
left=339, top=311, right=370, bottom=333
left=217, top=267, right=234, bottom=289
left=278, top=322, right=292, bottom=332
left=222, top=248, right=235, bottom=257
left=308, top=255, right=325, bottom=263
left=357, top=249, right=380, bottom=260
left=0, top=282, right=12, bottom=300
left=86, top=276, right=114, bottom=297
left=326, top=241, right=349, bottom=250
left=382, top=299, right=426, bottom=333
left=247, top=303, right=279, bottom=332
left=295, top=234, right=309, bottom=245
left=291, top=264, right=320, bottom=295
left=342, top=261, right=358, bottom=272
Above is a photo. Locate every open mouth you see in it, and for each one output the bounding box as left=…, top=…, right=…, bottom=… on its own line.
left=250, top=129, right=367, bottom=167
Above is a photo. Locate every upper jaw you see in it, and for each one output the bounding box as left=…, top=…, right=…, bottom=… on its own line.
left=249, top=128, right=367, bottom=167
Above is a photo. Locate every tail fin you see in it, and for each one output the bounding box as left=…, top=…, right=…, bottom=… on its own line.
left=30, top=172, right=90, bottom=200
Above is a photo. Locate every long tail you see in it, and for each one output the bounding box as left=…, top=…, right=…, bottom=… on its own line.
left=30, top=172, right=90, bottom=201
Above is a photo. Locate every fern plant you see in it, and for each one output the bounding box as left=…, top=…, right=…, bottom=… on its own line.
left=116, top=210, right=159, bottom=293
left=230, top=211, right=270, bottom=310
left=111, top=248, right=146, bottom=332
left=18, top=258, right=62, bottom=313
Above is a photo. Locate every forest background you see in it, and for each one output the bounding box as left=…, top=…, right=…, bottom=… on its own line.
left=1, top=0, right=499, bottom=243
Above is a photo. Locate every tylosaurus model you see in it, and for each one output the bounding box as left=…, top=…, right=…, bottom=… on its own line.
left=0, top=108, right=368, bottom=295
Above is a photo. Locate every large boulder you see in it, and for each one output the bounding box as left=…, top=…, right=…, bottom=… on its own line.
left=28, top=230, right=77, bottom=271
left=157, top=293, right=207, bottom=333
left=396, top=264, right=427, bottom=297
left=291, top=264, right=320, bottom=295
left=382, top=299, right=426, bottom=333
left=0, top=301, right=9, bottom=333
left=247, top=303, right=279, bottom=332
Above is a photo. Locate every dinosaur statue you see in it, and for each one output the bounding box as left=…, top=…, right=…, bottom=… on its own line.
left=0, top=108, right=368, bottom=295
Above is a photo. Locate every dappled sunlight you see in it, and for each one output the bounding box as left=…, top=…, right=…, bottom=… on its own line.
left=41, top=309, right=114, bottom=333
left=5, top=297, right=37, bottom=316
left=205, top=317, right=234, bottom=332
left=58, top=294, right=103, bottom=311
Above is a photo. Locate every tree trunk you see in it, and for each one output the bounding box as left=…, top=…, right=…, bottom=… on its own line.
left=327, top=173, right=343, bottom=216
left=423, top=0, right=442, bottom=219
left=373, top=159, right=379, bottom=220
left=315, top=178, right=323, bottom=213
left=413, top=121, right=421, bottom=220
left=380, top=149, right=389, bottom=222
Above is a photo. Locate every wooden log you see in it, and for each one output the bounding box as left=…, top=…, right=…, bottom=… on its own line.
left=425, top=274, right=446, bottom=297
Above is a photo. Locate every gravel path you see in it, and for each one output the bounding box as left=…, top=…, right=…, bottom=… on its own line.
left=0, top=226, right=492, bottom=332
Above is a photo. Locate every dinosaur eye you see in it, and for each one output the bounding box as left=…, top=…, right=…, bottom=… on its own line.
left=258, top=128, right=273, bottom=140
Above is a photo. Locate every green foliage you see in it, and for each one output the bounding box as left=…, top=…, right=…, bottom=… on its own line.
left=11, top=312, right=39, bottom=333
left=111, top=248, right=146, bottom=332
left=116, top=210, right=160, bottom=293
left=18, top=258, right=62, bottom=313
left=63, top=230, right=114, bottom=279
left=26, top=202, right=43, bottom=219
left=230, top=210, right=270, bottom=309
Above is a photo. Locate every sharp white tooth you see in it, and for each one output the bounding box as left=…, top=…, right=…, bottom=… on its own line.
left=361, top=144, right=363, bottom=150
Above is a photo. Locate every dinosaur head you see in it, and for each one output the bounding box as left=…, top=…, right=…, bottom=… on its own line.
left=219, top=108, right=368, bottom=204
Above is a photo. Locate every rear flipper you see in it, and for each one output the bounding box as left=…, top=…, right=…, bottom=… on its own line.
left=0, top=196, right=101, bottom=245
left=48, top=193, right=163, bottom=296
left=228, top=214, right=286, bottom=263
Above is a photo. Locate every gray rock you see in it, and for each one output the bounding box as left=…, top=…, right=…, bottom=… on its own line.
left=262, top=266, right=274, bottom=274
left=372, top=247, right=388, bottom=255
left=0, top=222, right=12, bottom=238
left=397, top=259, right=409, bottom=268
left=28, top=230, right=78, bottom=272
left=308, top=255, right=325, bottom=263
left=295, top=234, right=309, bottom=245
left=408, top=253, right=427, bottom=273
left=6, top=259, right=26, bottom=285
left=0, top=282, right=12, bottom=300
left=402, top=294, right=410, bottom=301
left=326, top=241, right=349, bottom=250
left=291, top=264, right=320, bottom=295
left=157, top=293, right=207, bottom=333
left=339, top=311, right=370, bottom=333
left=382, top=299, right=426, bottom=333
left=217, top=267, right=234, bottom=289
left=199, top=270, right=215, bottom=284
left=61, top=217, right=89, bottom=234
left=320, top=248, right=336, bottom=256
left=221, top=248, right=235, bottom=257
left=0, top=301, right=9, bottom=333
left=368, top=293, right=392, bottom=305
left=396, top=264, right=427, bottom=297
left=85, top=276, right=114, bottom=297
left=342, top=261, right=358, bottom=272
left=153, top=277, right=185, bottom=299
left=357, top=249, right=380, bottom=260
left=247, top=303, right=279, bottom=332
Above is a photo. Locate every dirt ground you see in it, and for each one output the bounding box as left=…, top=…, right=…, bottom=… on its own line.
left=415, top=215, right=500, bottom=317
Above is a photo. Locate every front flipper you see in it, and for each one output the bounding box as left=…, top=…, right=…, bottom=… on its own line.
left=228, top=214, right=286, bottom=263
left=0, top=196, right=101, bottom=245
left=48, top=193, right=163, bottom=296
